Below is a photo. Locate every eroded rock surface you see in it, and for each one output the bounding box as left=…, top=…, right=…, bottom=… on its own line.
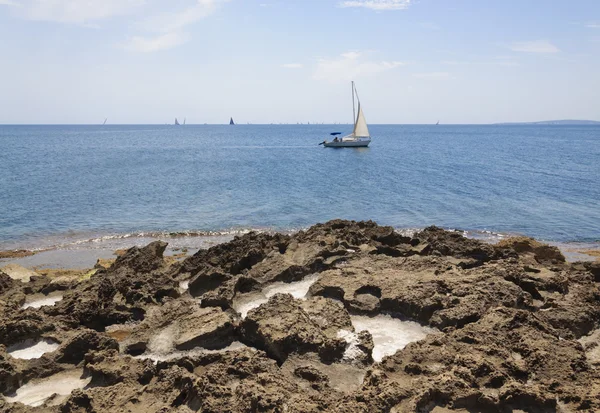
left=1, top=220, right=599, bottom=412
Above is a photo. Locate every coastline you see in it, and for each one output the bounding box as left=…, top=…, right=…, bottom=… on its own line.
left=1, top=219, right=599, bottom=411
left=2, top=226, right=598, bottom=271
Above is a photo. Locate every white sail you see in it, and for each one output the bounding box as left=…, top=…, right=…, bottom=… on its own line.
left=320, top=81, right=371, bottom=147
left=353, top=103, right=370, bottom=137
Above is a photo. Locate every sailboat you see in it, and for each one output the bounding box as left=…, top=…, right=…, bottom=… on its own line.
left=229, top=117, right=235, bottom=125
left=436, top=120, right=439, bottom=125
left=102, top=118, right=107, bottom=125
left=183, top=118, right=186, bottom=125
left=320, top=81, right=371, bottom=147
left=175, top=118, right=180, bottom=126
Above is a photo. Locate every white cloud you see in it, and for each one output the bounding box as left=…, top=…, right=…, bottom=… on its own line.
left=508, top=40, right=560, bottom=54
left=7, top=0, right=144, bottom=24
left=281, top=63, right=303, bottom=69
left=3, top=1, right=228, bottom=52
left=138, top=0, right=228, bottom=34
left=339, top=0, right=411, bottom=10
left=586, top=23, right=600, bottom=29
left=413, top=72, right=450, bottom=79
left=314, top=51, right=404, bottom=82
left=128, top=0, right=229, bottom=51
left=123, top=32, right=189, bottom=53
left=341, top=51, right=361, bottom=59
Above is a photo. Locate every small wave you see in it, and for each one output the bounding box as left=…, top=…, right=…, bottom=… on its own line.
left=66, top=228, right=262, bottom=244
left=393, top=226, right=518, bottom=243
left=2, top=224, right=597, bottom=257
left=2, top=227, right=275, bottom=253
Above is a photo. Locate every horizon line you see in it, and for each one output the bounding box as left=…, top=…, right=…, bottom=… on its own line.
left=1, top=120, right=600, bottom=126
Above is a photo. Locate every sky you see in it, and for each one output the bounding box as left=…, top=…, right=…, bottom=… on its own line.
left=0, top=0, right=599, bottom=124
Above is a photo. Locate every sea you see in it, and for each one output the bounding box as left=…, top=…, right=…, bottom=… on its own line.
left=1, top=124, right=599, bottom=265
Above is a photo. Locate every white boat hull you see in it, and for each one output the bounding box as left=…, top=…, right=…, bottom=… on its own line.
left=323, top=138, right=371, bottom=148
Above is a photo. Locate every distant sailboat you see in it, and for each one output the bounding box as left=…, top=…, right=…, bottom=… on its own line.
left=229, top=117, right=235, bottom=125
left=320, top=81, right=371, bottom=148
left=102, top=118, right=107, bottom=125
left=183, top=118, right=186, bottom=125
left=175, top=118, right=180, bottom=126
left=436, top=120, right=439, bottom=125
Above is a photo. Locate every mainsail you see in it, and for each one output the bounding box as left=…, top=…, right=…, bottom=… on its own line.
left=353, top=103, right=370, bottom=138
left=320, top=81, right=371, bottom=147
left=175, top=118, right=180, bottom=125
left=230, top=117, right=235, bottom=125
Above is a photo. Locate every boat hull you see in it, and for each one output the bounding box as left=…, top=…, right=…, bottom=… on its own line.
left=323, top=139, right=371, bottom=148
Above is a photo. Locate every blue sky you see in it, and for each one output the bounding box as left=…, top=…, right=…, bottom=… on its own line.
left=0, top=0, right=599, bottom=124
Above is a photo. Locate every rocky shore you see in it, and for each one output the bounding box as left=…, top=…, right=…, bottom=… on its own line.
left=1, top=220, right=600, bottom=412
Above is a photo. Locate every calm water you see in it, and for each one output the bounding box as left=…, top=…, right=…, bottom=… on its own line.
left=1, top=124, right=599, bottom=249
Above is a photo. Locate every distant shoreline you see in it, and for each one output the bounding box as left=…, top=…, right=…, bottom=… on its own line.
left=493, top=120, right=600, bottom=125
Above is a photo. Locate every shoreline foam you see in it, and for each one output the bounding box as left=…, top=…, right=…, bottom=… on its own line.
left=2, top=226, right=598, bottom=270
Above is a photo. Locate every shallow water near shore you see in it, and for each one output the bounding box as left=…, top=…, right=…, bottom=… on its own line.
left=1, top=124, right=599, bottom=251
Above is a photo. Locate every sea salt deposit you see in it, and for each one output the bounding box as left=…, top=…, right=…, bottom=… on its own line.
left=178, top=280, right=190, bottom=292
left=22, top=292, right=63, bottom=309
left=137, top=340, right=250, bottom=363
left=7, top=339, right=59, bottom=360
left=4, top=370, right=91, bottom=407
left=233, top=274, right=320, bottom=318
left=349, top=314, right=437, bottom=362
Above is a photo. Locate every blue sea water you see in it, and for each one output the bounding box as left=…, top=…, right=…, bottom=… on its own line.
left=0, top=124, right=599, bottom=249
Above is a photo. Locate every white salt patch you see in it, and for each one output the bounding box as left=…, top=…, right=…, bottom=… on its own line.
left=4, top=369, right=90, bottom=407
left=337, top=329, right=363, bottom=360
left=350, top=314, right=437, bottom=362
left=136, top=341, right=250, bottom=363
left=147, top=324, right=179, bottom=355
left=179, top=280, right=190, bottom=292
left=7, top=339, right=59, bottom=360
left=22, top=292, right=63, bottom=309
left=578, top=329, right=600, bottom=364
left=233, top=274, right=320, bottom=318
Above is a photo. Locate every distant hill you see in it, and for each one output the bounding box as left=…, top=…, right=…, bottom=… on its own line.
left=494, top=120, right=600, bottom=125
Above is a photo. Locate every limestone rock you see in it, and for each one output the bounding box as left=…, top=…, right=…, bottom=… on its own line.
left=109, top=240, right=168, bottom=274
left=0, top=264, right=39, bottom=283
left=240, top=293, right=345, bottom=363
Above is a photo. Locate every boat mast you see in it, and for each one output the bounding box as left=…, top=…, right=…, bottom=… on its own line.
left=352, top=81, right=356, bottom=126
